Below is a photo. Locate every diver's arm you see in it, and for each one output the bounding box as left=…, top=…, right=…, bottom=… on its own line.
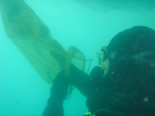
left=70, top=65, right=94, bottom=98
left=43, top=66, right=94, bottom=116
left=43, top=71, right=70, bottom=116
left=70, top=65, right=104, bottom=98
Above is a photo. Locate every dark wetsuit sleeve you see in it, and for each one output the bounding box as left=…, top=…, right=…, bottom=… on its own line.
left=43, top=65, right=93, bottom=116
left=43, top=71, right=70, bottom=116
left=70, top=65, right=94, bottom=98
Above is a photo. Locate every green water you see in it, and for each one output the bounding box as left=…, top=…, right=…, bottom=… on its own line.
left=0, top=0, right=155, bottom=116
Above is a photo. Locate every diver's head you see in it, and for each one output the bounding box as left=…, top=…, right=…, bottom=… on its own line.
left=96, top=26, right=155, bottom=116
left=98, top=26, right=155, bottom=76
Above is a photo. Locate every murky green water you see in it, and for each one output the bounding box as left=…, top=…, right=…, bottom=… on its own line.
left=0, top=0, right=155, bottom=116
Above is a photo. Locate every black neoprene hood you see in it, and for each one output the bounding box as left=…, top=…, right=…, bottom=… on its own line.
left=107, top=26, right=155, bottom=56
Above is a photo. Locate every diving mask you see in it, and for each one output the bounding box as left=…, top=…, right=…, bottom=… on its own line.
left=97, top=46, right=109, bottom=65
left=97, top=46, right=110, bottom=75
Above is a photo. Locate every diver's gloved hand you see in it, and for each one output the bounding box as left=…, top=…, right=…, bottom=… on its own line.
left=43, top=71, right=70, bottom=116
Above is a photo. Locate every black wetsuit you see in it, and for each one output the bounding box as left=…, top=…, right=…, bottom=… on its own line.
left=43, top=63, right=155, bottom=116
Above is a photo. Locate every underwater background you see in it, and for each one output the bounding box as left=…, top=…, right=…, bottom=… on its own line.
left=0, top=0, right=155, bottom=116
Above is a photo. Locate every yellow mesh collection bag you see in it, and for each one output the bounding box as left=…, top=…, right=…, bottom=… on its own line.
left=1, top=0, right=85, bottom=84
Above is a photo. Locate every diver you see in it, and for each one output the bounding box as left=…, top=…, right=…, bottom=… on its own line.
left=43, top=26, right=155, bottom=116
left=1, top=1, right=155, bottom=116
